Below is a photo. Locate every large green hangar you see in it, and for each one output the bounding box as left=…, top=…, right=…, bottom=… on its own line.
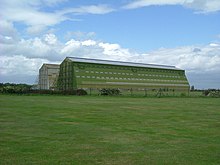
left=57, top=57, right=189, bottom=91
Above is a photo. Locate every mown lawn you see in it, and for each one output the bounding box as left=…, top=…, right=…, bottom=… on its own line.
left=0, top=95, right=219, bottom=165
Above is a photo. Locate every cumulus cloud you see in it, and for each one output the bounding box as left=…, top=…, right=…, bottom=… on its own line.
left=0, top=34, right=63, bottom=61
left=0, top=55, right=50, bottom=76
left=61, top=39, right=82, bottom=54
left=141, top=45, right=220, bottom=73
left=98, top=42, right=135, bottom=60
left=81, top=40, right=97, bottom=46
left=0, top=19, right=19, bottom=44
left=0, top=20, right=17, bottom=38
left=124, top=0, right=220, bottom=13
left=44, top=33, right=58, bottom=45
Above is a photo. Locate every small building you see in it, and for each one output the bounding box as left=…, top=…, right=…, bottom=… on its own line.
left=38, top=64, right=60, bottom=90
left=57, top=57, right=190, bottom=91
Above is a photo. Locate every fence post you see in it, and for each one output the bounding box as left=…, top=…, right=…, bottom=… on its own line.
left=131, top=88, right=133, bottom=96
left=144, top=88, right=147, bottom=97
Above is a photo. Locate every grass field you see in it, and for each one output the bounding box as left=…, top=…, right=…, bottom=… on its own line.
left=0, top=95, right=220, bottom=165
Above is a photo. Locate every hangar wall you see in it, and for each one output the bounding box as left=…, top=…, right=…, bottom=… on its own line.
left=39, top=64, right=60, bottom=90
left=57, top=57, right=190, bottom=92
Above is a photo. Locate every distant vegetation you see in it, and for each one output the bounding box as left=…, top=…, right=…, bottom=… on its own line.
left=190, top=85, right=220, bottom=98
left=202, top=89, right=220, bottom=97
left=0, top=83, right=32, bottom=94
left=99, top=88, right=121, bottom=96
left=0, top=83, right=87, bottom=96
left=0, top=83, right=219, bottom=97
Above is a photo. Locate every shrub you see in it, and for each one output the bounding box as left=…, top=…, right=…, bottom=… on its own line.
left=203, top=90, right=210, bottom=96
left=99, top=88, right=121, bottom=96
left=62, top=90, right=76, bottom=95
left=76, top=89, right=87, bottom=96
left=203, top=89, right=220, bottom=97
left=180, top=93, right=186, bottom=97
left=207, top=91, right=220, bottom=98
left=0, top=83, right=32, bottom=94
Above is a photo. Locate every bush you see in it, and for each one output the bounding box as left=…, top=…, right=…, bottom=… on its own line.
left=0, top=83, right=32, bottom=94
left=76, top=89, right=87, bottom=96
left=180, top=93, right=186, bottom=97
left=0, top=83, right=88, bottom=96
left=62, top=90, right=76, bottom=95
left=203, top=90, right=210, bottom=96
left=99, top=88, right=121, bottom=96
left=32, top=89, right=87, bottom=96
left=203, top=89, right=220, bottom=97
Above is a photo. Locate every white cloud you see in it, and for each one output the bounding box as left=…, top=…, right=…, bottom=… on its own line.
left=61, top=39, right=81, bottom=54
left=0, top=1, right=67, bottom=26
left=124, top=0, right=185, bottom=9
left=0, top=0, right=114, bottom=35
left=44, top=33, right=58, bottom=45
left=0, top=20, right=17, bottom=37
left=209, top=43, right=220, bottom=47
left=65, top=31, right=96, bottom=40
left=82, top=40, right=97, bottom=46
left=0, top=19, right=19, bottom=44
left=26, top=25, right=47, bottom=35
left=1, top=33, right=220, bottom=73
left=58, top=4, right=115, bottom=15
left=0, top=1, right=67, bottom=35
left=0, top=36, right=63, bottom=61
left=0, top=55, right=49, bottom=76
left=1, top=0, right=218, bottom=39
left=98, top=42, right=134, bottom=60
left=185, top=0, right=220, bottom=13
left=124, top=0, right=220, bottom=13
left=142, top=45, right=220, bottom=73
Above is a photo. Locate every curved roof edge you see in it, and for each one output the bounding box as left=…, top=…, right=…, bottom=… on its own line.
left=66, top=57, right=183, bottom=71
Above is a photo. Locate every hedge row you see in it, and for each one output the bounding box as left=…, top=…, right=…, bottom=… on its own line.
left=1, top=88, right=88, bottom=96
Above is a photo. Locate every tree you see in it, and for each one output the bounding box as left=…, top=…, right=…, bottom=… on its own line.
left=191, top=85, right=195, bottom=91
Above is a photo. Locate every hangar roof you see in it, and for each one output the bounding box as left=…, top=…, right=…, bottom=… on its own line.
left=40, top=64, right=60, bottom=70
left=66, top=57, right=183, bottom=70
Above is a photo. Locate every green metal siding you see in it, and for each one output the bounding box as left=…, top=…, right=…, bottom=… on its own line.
left=58, top=60, right=77, bottom=90
left=57, top=59, right=190, bottom=91
left=66, top=62, right=190, bottom=91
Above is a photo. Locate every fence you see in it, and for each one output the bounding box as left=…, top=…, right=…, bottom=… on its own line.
left=83, top=88, right=190, bottom=97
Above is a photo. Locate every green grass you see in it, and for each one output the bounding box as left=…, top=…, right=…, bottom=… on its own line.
left=0, top=95, right=220, bottom=164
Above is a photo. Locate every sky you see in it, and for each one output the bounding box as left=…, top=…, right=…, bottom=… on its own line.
left=0, top=0, right=220, bottom=89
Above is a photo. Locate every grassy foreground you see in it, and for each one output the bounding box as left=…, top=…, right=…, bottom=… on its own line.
left=0, top=95, right=220, bottom=165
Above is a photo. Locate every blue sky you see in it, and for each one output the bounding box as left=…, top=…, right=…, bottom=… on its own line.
left=57, top=4, right=220, bottom=51
left=0, top=0, right=220, bottom=88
